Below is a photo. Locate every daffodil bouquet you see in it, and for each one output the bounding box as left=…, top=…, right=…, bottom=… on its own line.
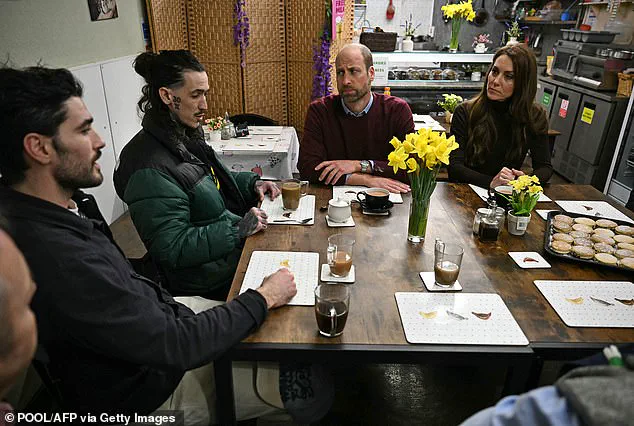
left=501, top=175, right=543, bottom=217
left=388, top=128, right=459, bottom=242
left=441, top=0, right=476, bottom=51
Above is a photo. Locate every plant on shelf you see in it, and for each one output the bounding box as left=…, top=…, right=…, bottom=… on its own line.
left=506, top=21, right=523, bottom=44
left=387, top=128, right=459, bottom=243
left=499, top=175, right=543, bottom=235
left=401, top=14, right=421, bottom=38
left=472, top=33, right=491, bottom=52
left=437, top=93, right=463, bottom=122
left=441, top=0, right=476, bottom=52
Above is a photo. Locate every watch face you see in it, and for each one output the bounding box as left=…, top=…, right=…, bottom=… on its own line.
left=361, top=160, right=370, bottom=173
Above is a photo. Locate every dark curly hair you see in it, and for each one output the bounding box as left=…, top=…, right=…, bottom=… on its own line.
left=0, top=66, right=83, bottom=186
left=133, top=50, right=205, bottom=114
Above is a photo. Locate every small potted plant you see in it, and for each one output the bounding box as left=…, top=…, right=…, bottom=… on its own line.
left=437, top=93, right=463, bottom=124
left=499, top=175, right=543, bottom=236
left=401, top=14, right=421, bottom=52
left=472, top=33, right=491, bottom=53
left=204, top=116, right=227, bottom=143
left=506, top=21, right=522, bottom=45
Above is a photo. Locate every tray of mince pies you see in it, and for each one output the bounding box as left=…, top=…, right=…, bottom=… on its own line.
left=544, top=211, right=634, bottom=271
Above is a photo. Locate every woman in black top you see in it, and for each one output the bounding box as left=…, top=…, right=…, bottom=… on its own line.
left=448, top=44, right=552, bottom=189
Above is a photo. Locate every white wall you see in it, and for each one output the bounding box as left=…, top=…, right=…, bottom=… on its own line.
left=0, top=0, right=146, bottom=68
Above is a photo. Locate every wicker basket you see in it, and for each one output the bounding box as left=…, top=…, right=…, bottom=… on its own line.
left=360, top=32, right=397, bottom=52
left=617, top=73, right=634, bottom=97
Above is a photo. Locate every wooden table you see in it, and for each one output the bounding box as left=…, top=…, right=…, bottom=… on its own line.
left=216, top=183, right=634, bottom=423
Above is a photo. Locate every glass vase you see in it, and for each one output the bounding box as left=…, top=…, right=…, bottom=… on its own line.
left=407, top=195, right=431, bottom=243
left=449, top=18, right=462, bottom=52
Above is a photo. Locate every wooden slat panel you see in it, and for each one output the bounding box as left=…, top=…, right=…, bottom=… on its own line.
left=146, top=0, right=189, bottom=51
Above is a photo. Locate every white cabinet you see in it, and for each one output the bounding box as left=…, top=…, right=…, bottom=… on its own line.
left=71, top=55, right=144, bottom=224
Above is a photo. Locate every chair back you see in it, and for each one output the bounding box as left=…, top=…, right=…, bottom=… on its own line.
left=230, top=113, right=278, bottom=127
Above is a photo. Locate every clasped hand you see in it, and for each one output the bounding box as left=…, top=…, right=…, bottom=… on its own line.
left=490, top=167, right=524, bottom=189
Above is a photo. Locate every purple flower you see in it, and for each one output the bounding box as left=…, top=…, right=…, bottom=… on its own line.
left=312, top=29, right=332, bottom=100
left=233, top=0, right=250, bottom=67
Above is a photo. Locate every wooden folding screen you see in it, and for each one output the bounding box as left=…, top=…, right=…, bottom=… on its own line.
left=145, top=0, right=353, bottom=133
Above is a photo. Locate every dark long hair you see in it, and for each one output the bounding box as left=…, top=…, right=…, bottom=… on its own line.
left=134, top=50, right=205, bottom=114
left=464, top=44, right=547, bottom=168
left=0, top=66, right=83, bottom=185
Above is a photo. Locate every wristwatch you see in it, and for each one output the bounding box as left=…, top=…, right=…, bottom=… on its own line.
left=360, top=160, right=371, bottom=174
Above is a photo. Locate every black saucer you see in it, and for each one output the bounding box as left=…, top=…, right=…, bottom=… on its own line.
left=359, top=200, right=394, bottom=213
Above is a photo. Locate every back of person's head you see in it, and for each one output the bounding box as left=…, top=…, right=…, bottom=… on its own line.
left=0, top=216, right=37, bottom=399
left=0, top=66, right=83, bottom=186
left=134, top=50, right=205, bottom=114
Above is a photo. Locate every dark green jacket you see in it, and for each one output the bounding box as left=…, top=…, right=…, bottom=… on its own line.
left=114, top=112, right=259, bottom=297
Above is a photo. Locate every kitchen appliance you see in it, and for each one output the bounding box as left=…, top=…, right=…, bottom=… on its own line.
left=552, top=40, right=634, bottom=91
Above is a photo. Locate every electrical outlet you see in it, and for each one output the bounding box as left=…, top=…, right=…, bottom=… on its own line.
left=429, top=26, right=435, bottom=38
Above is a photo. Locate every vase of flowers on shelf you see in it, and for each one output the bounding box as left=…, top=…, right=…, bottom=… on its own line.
left=401, top=14, right=420, bottom=52
left=499, top=175, right=543, bottom=236
left=437, top=93, right=463, bottom=124
left=473, top=33, right=491, bottom=53
left=442, top=0, right=476, bottom=52
left=506, top=21, right=522, bottom=45
left=388, top=129, right=459, bottom=243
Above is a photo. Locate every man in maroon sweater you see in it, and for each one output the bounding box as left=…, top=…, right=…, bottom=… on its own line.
left=298, top=44, right=414, bottom=193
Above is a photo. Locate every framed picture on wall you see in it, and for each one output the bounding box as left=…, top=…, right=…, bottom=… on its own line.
left=88, top=0, right=118, bottom=21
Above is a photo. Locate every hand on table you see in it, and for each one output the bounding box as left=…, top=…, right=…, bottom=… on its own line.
left=237, top=207, right=268, bottom=238
left=490, top=167, right=524, bottom=189
left=254, top=180, right=280, bottom=201
left=360, top=175, right=410, bottom=193
left=256, top=268, right=297, bottom=309
left=314, top=160, right=359, bottom=185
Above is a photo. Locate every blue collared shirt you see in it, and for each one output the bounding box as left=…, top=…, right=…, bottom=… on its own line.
left=341, top=93, right=374, bottom=117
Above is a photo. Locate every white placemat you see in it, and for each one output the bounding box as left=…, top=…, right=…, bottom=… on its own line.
left=261, top=195, right=315, bottom=225
left=534, top=280, right=634, bottom=328
left=239, top=251, right=319, bottom=306
left=469, top=184, right=551, bottom=203
left=419, top=272, right=462, bottom=292
left=508, top=252, right=551, bottom=269
left=320, top=264, right=355, bottom=283
left=536, top=209, right=558, bottom=220
left=395, top=293, right=529, bottom=345
left=554, top=201, right=634, bottom=224
left=249, top=126, right=283, bottom=135
left=332, top=185, right=403, bottom=204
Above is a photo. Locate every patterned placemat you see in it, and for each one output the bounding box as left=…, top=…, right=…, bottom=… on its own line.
left=395, top=293, right=528, bottom=345
left=534, top=280, right=634, bottom=328
left=554, top=201, right=634, bottom=224
left=240, top=251, right=320, bottom=306
left=261, top=195, right=315, bottom=225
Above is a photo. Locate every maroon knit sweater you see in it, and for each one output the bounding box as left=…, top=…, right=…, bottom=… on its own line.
left=298, top=93, right=415, bottom=185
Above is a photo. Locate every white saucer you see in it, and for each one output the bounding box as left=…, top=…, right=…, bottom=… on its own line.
left=320, top=264, right=355, bottom=283
left=419, top=272, right=462, bottom=292
left=325, top=215, right=355, bottom=227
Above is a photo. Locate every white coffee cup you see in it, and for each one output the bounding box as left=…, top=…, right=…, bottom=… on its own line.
left=328, top=198, right=352, bottom=223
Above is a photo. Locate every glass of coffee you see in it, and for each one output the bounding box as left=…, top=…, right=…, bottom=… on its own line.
left=434, top=240, right=463, bottom=287
left=356, top=188, right=390, bottom=210
left=315, top=284, right=350, bottom=337
left=327, top=234, right=355, bottom=278
left=281, top=179, right=308, bottom=210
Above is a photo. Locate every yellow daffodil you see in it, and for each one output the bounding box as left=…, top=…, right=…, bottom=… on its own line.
left=505, top=176, right=542, bottom=216
left=406, top=157, right=418, bottom=173
left=388, top=147, right=408, bottom=174
left=389, top=136, right=402, bottom=150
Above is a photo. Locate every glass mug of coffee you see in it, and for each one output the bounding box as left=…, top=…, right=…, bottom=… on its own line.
left=315, top=284, right=350, bottom=337
left=327, top=234, right=355, bottom=278
left=434, top=239, right=464, bottom=287
left=281, top=179, right=309, bottom=210
left=356, top=188, right=390, bottom=210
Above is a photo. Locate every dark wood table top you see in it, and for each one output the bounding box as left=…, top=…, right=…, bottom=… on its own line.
left=227, top=183, right=634, bottom=354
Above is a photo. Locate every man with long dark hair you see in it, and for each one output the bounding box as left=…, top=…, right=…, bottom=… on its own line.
left=114, top=50, right=279, bottom=300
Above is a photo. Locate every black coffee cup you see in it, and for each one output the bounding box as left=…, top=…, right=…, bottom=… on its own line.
left=492, top=185, right=512, bottom=209
left=357, top=188, right=390, bottom=210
